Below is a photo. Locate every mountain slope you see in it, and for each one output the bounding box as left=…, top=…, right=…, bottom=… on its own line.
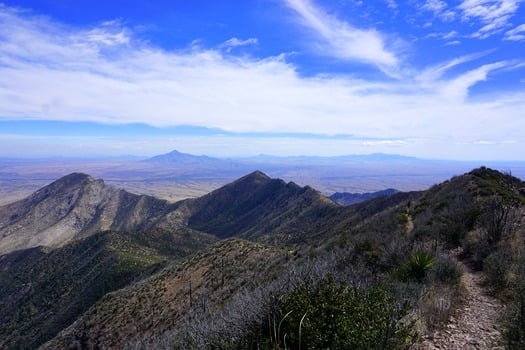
left=42, top=238, right=291, bottom=349
left=175, top=171, right=340, bottom=244
left=0, top=173, right=172, bottom=255
left=330, top=188, right=399, bottom=206
left=0, top=226, right=218, bottom=350
left=0, top=173, right=221, bottom=349
left=0, top=231, right=166, bottom=349
left=4, top=167, right=525, bottom=349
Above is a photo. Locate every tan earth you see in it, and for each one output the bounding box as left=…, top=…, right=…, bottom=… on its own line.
left=416, top=262, right=504, bottom=350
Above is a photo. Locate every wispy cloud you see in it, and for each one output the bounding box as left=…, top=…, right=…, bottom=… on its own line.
left=443, top=30, right=458, bottom=39
left=504, top=23, right=525, bottom=40
left=416, top=50, right=495, bottom=82
left=440, top=61, right=508, bottom=100
left=424, top=30, right=458, bottom=41
left=423, top=0, right=448, bottom=13
left=421, top=0, right=457, bottom=21
left=283, top=0, right=399, bottom=75
left=0, top=4, right=524, bottom=159
left=219, top=37, right=258, bottom=52
left=385, top=0, right=398, bottom=10
left=458, top=0, right=523, bottom=38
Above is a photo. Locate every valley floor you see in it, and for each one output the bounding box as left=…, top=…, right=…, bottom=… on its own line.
left=417, top=262, right=504, bottom=349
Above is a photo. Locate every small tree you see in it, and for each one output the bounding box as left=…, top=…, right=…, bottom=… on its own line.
left=479, top=196, right=514, bottom=245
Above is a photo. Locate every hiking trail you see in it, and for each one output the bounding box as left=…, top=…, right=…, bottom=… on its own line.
left=417, top=262, right=504, bottom=349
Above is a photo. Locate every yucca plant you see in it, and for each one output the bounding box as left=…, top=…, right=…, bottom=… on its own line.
left=397, top=251, right=436, bottom=282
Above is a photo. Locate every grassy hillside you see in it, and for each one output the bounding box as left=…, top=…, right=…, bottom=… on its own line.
left=0, top=227, right=216, bottom=349
left=0, top=232, right=160, bottom=349
left=42, top=239, right=291, bottom=349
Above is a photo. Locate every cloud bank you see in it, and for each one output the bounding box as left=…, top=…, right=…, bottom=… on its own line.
left=0, top=2, right=524, bottom=159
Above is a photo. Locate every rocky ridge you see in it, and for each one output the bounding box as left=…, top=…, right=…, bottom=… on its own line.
left=0, top=173, right=172, bottom=254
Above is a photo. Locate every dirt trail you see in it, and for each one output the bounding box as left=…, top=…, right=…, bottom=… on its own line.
left=417, top=263, right=504, bottom=349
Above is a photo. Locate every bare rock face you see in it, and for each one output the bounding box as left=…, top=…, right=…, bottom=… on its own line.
left=0, top=173, right=171, bottom=255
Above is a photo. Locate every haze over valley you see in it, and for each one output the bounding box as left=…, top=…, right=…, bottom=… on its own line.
left=2, top=150, right=525, bottom=207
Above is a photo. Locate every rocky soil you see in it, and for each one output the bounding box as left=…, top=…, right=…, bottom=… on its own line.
left=417, top=263, right=504, bottom=349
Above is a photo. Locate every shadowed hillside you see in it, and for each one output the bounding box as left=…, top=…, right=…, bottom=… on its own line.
left=0, top=226, right=218, bottom=349
left=0, top=231, right=165, bottom=349
left=330, top=188, right=399, bottom=206
left=177, top=171, right=340, bottom=244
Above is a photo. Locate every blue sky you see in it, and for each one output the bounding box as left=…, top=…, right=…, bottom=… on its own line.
left=0, top=0, right=524, bottom=159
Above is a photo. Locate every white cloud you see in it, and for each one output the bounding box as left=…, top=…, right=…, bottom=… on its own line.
left=219, top=37, right=258, bottom=52
left=459, top=0, right=521, bottom=20
left=439, top=61, right=508, bottom=100
left=386, top=0, right=398, bottom=9
left=283, top=0, right=399, bottom=75
left=84, top=21, right=131, bottom=46
left=416, top=50, right=495, bottom=82
left=421, top=0, right=457, bottom=21
left=471, top=15, right=511, bottom=38
left=425, top=30, right=459, bottom=41
left=0, top=5, right=524, bottom=160
left=443, top=30, right=458, bottom=39
left=362, top=140, right=406, bottom=145
left=423, top=0, right=448, bottom=13
left=458, top=0, right=523, bottom=38
left=440, top=10, right=457, bottom=21
left=504, top=23, right=525, bottom=40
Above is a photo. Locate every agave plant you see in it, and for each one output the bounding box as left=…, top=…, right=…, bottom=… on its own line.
left=397, top=251, right=436, bottom=283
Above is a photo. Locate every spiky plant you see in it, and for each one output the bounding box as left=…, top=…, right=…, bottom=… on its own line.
left=396, top=251, right=436, bottom=283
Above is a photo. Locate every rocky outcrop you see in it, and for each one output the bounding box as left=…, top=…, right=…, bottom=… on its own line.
left=0, top=173, right=171, bottom=255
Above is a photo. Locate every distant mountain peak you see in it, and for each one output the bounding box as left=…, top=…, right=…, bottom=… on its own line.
left=146, top=149, right=217, bottom=163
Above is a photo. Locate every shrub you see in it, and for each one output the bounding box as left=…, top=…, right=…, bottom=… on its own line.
left=503, top=281, right=525, bottom=349
left=418, top=282, right=466, bottom=332
left=430, top=255, right=462, bottom=285
left=264, top=274, right=414, bottom=350
left=484, top=247, right=513, bottom=290
left=396, top=251, right=436, bottom=283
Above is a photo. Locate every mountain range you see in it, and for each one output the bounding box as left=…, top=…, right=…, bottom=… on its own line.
left=3, top=150, right=525, bottom=207
left=1, top=167, right=525, bottom=348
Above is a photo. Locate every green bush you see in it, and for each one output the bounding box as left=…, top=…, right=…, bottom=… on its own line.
left=263, top=275, right=414, bottom=350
